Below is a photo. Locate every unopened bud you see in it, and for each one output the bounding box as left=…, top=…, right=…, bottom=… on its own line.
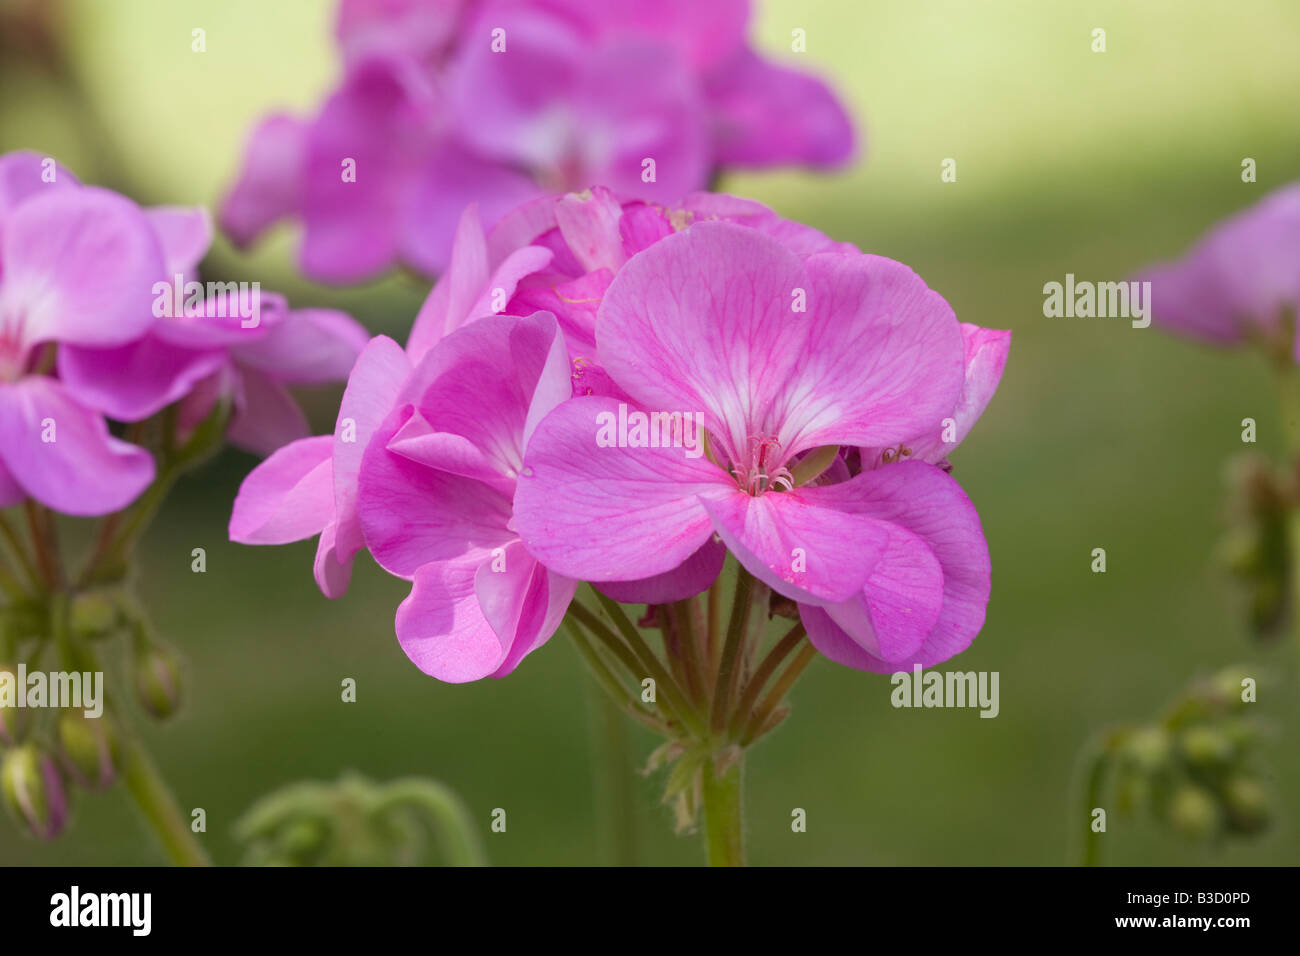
left=1180, top=726, right=1235, bottom=770
left=71, top=592, right=122, bottom=641
left=56, top=710, right=122, bottom=790
left=1, top=744, right=69, bottom=840
left=134, top=644, right=182, bottom=719
left=1221, top=776, right=1270, bottom=834
left=1166, top=784, right=1220, bottom=841
left=1121, top=726, right=1171, bottom=773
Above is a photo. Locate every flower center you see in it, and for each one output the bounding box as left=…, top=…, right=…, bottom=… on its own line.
left=730, top=435, right=793, bottom=496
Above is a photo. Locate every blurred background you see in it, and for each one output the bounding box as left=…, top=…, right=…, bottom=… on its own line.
left=2, top=0, right=1298, bottom=865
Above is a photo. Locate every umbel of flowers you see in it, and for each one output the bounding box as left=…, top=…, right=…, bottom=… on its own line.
left=221, top=0, right=856, bottom=281
left=231, top=187, right=1011, bottom=865
left=0, top=151, right=366, bottom=859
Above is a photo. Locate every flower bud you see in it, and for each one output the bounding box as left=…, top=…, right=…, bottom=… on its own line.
left=71, top=591, right=121, bottom=641
left=1179, top=725, right=1235, bottom=770
left=1166, top=783, right=1221, bottom=841
left=1221, top=776, right=1270, bottom=834
left=134, top=644, right=182, bottom=719
left=1, top=744, right=69, bottom=840
left=1121, top=726, right=1171, bottom=774
left=1206, top=668, right=1255, bottom=711
left=56, top=710, right=122, bottom=790
left=0, top=662, right=31, bottom=746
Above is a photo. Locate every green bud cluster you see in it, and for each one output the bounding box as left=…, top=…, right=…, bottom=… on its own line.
left=1106, top=666, right=1272, bottom=847
left=234, top=772, right=486, bottom=867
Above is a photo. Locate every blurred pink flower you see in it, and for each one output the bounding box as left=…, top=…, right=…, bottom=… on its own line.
left=0, top=152, right=159, bottom=515
left=0, top=148, right=368, bottom=517
left=1137, top=183, right=1300, bottom=353
left=220, top=0, right=856, bottom=282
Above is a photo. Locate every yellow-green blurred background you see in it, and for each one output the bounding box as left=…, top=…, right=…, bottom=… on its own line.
left=2, top=0, right=1298, bottom=864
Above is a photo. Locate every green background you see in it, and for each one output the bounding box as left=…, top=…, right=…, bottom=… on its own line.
left=1, top=0, right=1298, bottom=865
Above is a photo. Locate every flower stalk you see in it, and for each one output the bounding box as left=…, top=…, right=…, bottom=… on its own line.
left=563, top=563, right=813, bottom=865
left=0, top=403, right=216, bottom=864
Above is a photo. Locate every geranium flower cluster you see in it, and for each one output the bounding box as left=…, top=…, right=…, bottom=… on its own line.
left=0, top=149, right=367, bottom=518
left=0, top=148, right=363, bottom=850
left=231, top=187, right=1010, bottom=689
left=220, top=0, right=856, bottom=281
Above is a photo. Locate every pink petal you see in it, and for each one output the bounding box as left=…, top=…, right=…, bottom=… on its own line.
left=220, top=114, right=307, bottom=249
left=234, top=308, right=369, bottom=384
left=58, top=336, right=226, bottom=422
left=476, top=538, right=575, bottom=677
left=538, top=0, right=749, bottom=72
left=514, top=395, right=728, bottom=581
left=699, top=487, right=894, bottom=605
left=299, top=55, right=437, bottom=283
left=1, top=187, right=163, bottom=351
left=0, top=151, right=78, bottom=241
left=145, top=206, right=212, bottom=278
left=870, top=323, right=1012, bottom=466
left=555, top=187, right=628, bottom=273
left=0, top=377, right=154, bottom=516
left=803, top=461, right=991, bottom=673
left=358, top=405, right=515, bottom=578
left=225, top=367, right=310, bottom=457
left=598, top=221, right=965, bottom=460
left=333, top=335, right=411, bottom=560
left=313, top=520, right=355, bottom=598
left=408, top=206, right=555, bottom=360
left=335, top=0, right=463, bottom=63
left=509, top=270, right=610, bottom=360
left=596, top=537, right=725, bottom=604
left=229, top=435, right=334, bottom=544
left=400, top=312, right=571, bottom=479
left=395, top=557, right=511, bottom=682
left=822, top=525, right=944, bottom=662
left=706, top=49, right=855, bottom=168
left=490, top=561, right=576, bottom=678
left=400, top=139, right=543, bottom=276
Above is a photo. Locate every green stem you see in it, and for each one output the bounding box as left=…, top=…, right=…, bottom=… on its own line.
left=700, top=753, right=745, bottom=866
left=1275, top=358, right=1300, bottom=678
left=711, top=569, right=755, bottom=733
left=121, top=737, right=213, bottom=866
left=375, top=779, right=487, bottom=866
left=585, top=593, right=703, bottom=736
left=670, top=599, right=705, bottom=706
left=0, top=513, right=40, bottom=592
left=565, top=621, right=667, bottom=734
left=728, top=622, right=805, bottom=739
left=1078, top=743, right=1111, bottom=867
left=740, top=643, right=817, bottom=746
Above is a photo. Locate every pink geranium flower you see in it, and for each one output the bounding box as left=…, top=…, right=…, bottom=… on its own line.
left=229, top=333, right=412, bottom=596
left=230, top=187, right=1008, bottom=680
left=58, top=205, right=369, bottom=457
left=513, top=220, right=1010, bottom=673
left=220, top=0, right=856, bottom=281
left=0, top=153, right=160, bottom=515
left=356, top=311, right=575, bottom=680
left=1137, top=183, right=1300, bottom=352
